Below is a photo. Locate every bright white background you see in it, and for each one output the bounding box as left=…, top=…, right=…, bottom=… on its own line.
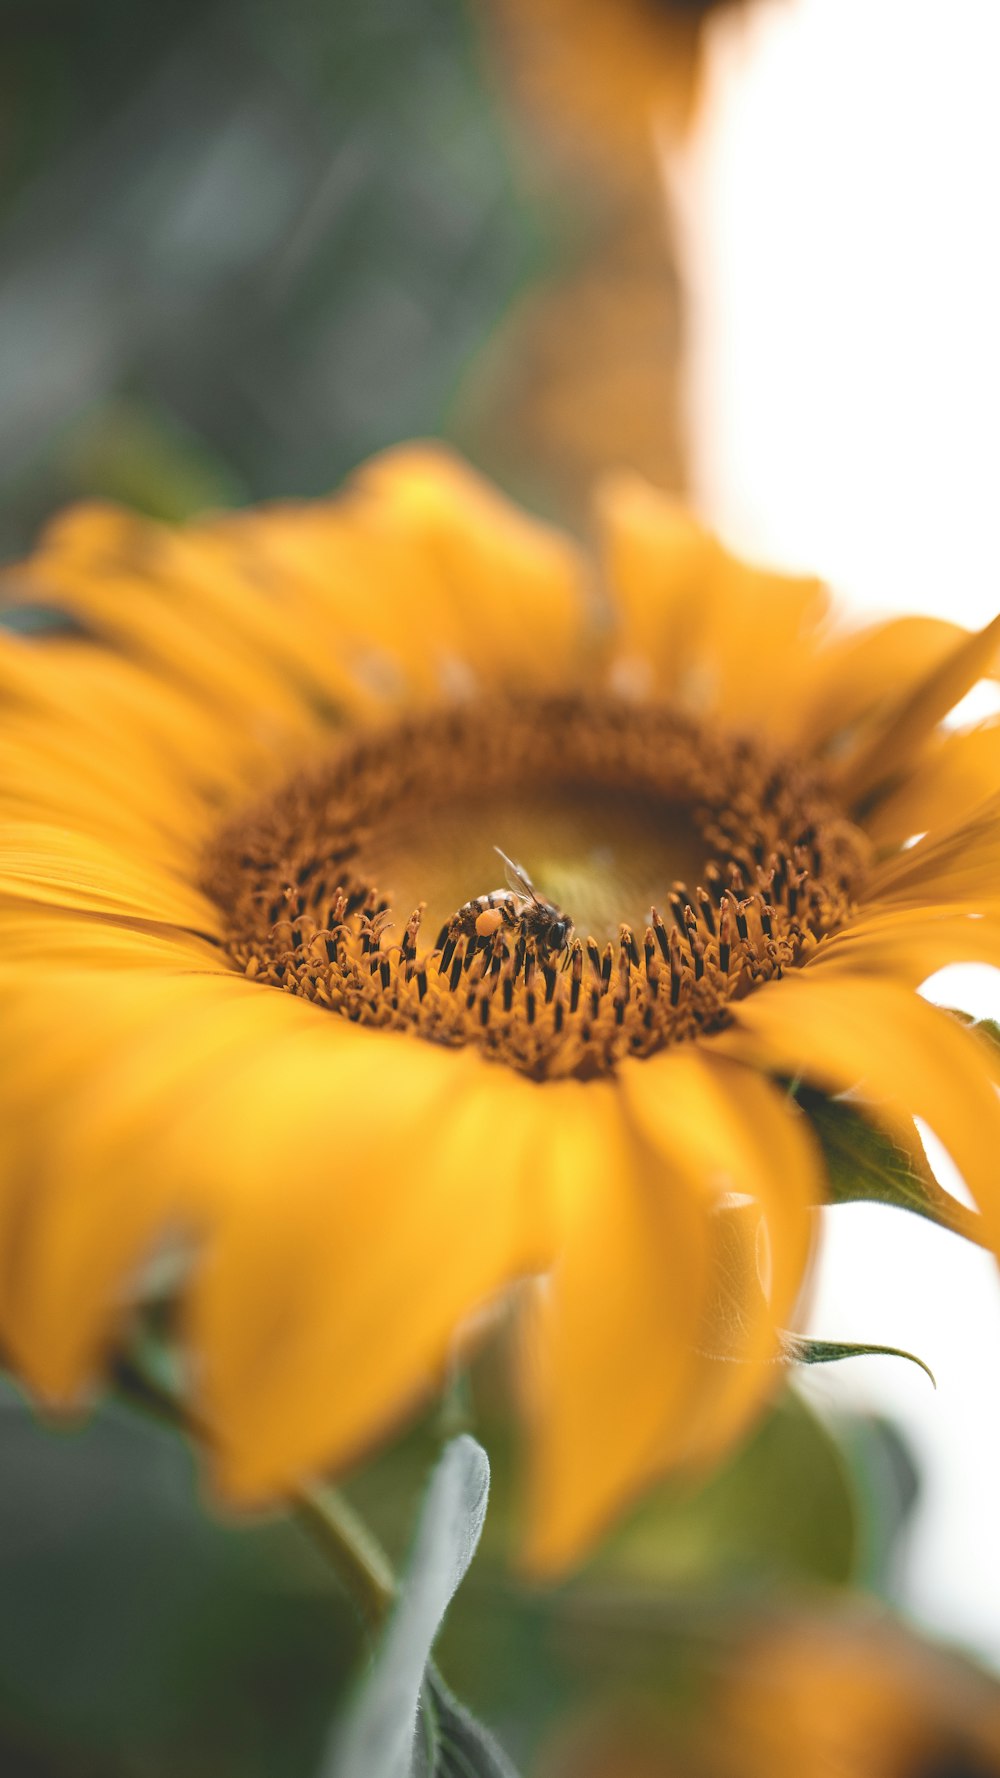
left=676, top=0, right=1000, bottom=1665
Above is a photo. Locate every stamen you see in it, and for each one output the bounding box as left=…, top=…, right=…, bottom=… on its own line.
left=718, top=900, right=732, bottom=976
left=570, top=945, right=584, bottom=1015
left=668, top=889, right=689, bottom=934
left=601, top=944, right=614, bottom=991
left=668, top=929, right=683, bottom=1008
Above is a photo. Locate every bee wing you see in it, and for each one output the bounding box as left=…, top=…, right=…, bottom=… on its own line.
left=494, top=846, right=538, bottom=903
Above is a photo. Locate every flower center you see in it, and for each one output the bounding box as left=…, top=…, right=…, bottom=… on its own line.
left=206, top=695, right=870, bottom=1081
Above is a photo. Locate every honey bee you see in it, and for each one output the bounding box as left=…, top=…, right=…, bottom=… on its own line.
left=442, top=847, right=573, bottom=959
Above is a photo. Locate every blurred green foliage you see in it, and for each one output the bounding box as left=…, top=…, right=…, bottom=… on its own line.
left=0, top=0, right=533, bottom=557
left=0, top=1376, right=359, bottom=1778
left=0, top=1366, right=904, bottom=1776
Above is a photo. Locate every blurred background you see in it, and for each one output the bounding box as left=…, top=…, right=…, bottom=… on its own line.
left=3, top=0, right=1000, bottom=1772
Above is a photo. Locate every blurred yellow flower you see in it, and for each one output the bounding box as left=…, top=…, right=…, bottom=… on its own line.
left=491, top=0, right=739, bottom=162
left=714, top=1613, right=1000, bottom=1778
left=463, top=0, right=741, bottom=518
left=541, top=1609, right=1000, bottom=1776
left=2, top=447, right=1000, bottom=1571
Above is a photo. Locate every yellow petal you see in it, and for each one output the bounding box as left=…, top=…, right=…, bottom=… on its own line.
left=598, top=472, right=724, bottom=700
left=6, top=512, right=324, bottom=743
left=0, top=905, right=228, bottom=971
left=785, top=614, right=973, bottom=754
left=836, top=612, right=1000, bottom=806
left=522, top=1078, right=709, bottom=1573
left=598, top=471, right=827, bottom=725
left=811, top=905, right=1000, bottom=986
left=349, top=444, right=588, bottom=690
left=0, top=725, right=203, bottom=855
left=0, top=821, right=221, bottom=933
left=862, top=723, right=1000, bottom=853
left=861, top=793, right=1000, bottom=911
left=0, top=630, right=282, bottom=806
left=715, top=974, right=1000, bottom=1252
left=621, top=1048, right=819, bottom=1466
left=189, top=1040, right=544, bottom=1501
left=0, top=964, right=269, bottom=1385
left=702, top=557, right=829, bottom=731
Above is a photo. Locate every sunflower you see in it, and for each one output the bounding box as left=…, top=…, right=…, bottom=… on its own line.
left=487, top=0, right=743, bottom=165
left=709, top=1612, right=1000, bottom=1778
left=461, top=0, right=730, bottom=517
left=2, top=447, right=1000, bottom=1573
left=541, top=1609, right=1000, bottom=1777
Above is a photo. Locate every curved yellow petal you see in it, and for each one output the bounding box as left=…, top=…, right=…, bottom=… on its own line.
left=598, top=472, right=724, bottom=701
left=189, top=507, right=413, bottom=720
left=5, top=513, right=325, bottom=742
left=0, top=726, right=202, bottom=854
left=703, top=558, right=829, bottom=731
left=836, top=611, right=1000, bottom=807
left=148, top=522, right=378, bottom=719
left=0, top=906, right=228, bottom=972
left=862, top=722, right=1000, bottom=853
left=620, top=1048, right=819, bottom=1466
left=522, top=1078, right=709, bottom=1573
left=811, top=905, right=1000, bottom=986
left=862, top=793, right=1000, bottom=911
left=0, top=821, right=221, bottom=933
left=349, top=443, right=588, bottom=691
left=188, top=1041, right=544, bottom=1501
left=0, top=629, right=292, bottom=808
left=715, top=974, right=1000, bottom=1251
left=784, top=614, right=974, bottom=755
left=0, top=963, right=270, bottom=1385
left=598, top=471, right=827, bottom=726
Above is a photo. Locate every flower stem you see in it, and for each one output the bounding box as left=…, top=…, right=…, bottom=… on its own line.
left=113, top=1346, right=396, bottom=1630
left=294, top=1481, right=396, bottom=1628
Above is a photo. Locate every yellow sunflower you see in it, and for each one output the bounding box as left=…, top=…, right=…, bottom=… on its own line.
left=709, top=1612, right=1000, bottom=1778
left=488, top=0, right=742, bottom=164
left=541, top=1609, right=1000, bottom=1777
left=462, top=0, right=741, bottom=516
left=2, top=446, right=1000, bottom=1573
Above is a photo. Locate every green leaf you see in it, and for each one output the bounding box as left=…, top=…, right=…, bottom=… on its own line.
left=56, top=397, right=245, bottom=522
left=801, top=1091, right=986, bottom=1246
left=0, top=604, right=82, bottom=637
left=0, top=0, right=532, bottom=560
left=832, top=1413, right=921, bottom=1593
left=782, top=1334, right=936, bottom=1388
left=0, top=1375, right=360, bottom=1778
left=587, top=1390, right=858, bottom=1592
left=415, top=1671, right=520, bottom=1778
left=327, top=1435, right=518, bottom=1778
left=966, top=1015, right=1000, bottom=1055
